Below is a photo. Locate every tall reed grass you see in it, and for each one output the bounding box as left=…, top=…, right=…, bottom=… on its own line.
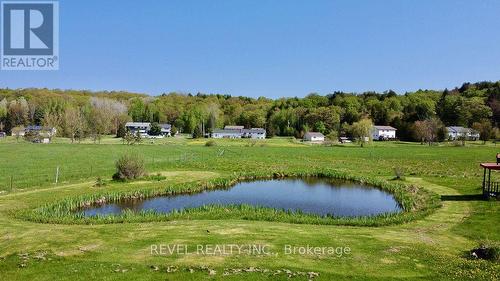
left=20, top=169, right=441, bottom=226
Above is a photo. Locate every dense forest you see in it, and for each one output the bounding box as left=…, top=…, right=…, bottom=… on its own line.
left=0, top=81, right=499, bottom=142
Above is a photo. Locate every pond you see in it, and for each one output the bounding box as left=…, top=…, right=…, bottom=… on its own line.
left=82, top=178, right=402, bottom=217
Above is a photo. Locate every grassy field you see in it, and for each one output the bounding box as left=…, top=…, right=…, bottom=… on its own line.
left=0, top=137, right=498, bottom=280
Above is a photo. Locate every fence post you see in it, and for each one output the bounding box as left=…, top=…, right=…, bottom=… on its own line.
left=10, top=175, right=13, bottom=191
left=55, top=166, right=60, bottom=185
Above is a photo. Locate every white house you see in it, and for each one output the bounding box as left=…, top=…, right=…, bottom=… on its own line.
left=372, top=125, right=397, bottom=140
left=303, top=132, right=325, bottom=142
left=242, top=128, right=266, bottom=139
left=212, top=129, right=242, bottom=139
left=446, top=126, right=479, bottom=140
left=125, top=122, right=172, bottom=138
left=211, top=126, right=266, bottom=139
left=159, top=123, right=172, bottom=136
left=11, top=126, right=57, bottom=138
left=125, top=122, right=150, bottom=136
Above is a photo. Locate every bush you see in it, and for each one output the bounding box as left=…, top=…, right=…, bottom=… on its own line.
left=192, top=126, right=203, bottom=138
left=123, top=131, right=142, bottom=145
left=93, top=177, right=106, bottom=187
left=393, top=167, right=405, bottom=180
left=326, top=131, right=338, bottom=142
left=24, top=131, right=42, bottom=143
left=148, top=122, right=161, bottom=136
left=205, top=140, right=217, bottom=147
left=113, top=154, right=146, bottom=180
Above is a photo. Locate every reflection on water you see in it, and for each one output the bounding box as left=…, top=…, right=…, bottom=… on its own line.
left=83, top=178, right=402, bottom=217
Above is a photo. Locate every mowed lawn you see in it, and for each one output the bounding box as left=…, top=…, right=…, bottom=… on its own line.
left=0, top=137, right=498, bottom=280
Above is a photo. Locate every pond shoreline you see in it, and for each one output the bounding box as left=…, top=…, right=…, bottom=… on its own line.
left=81, top=177, right=403, bottom=218
left=20, top=170, right=441, bottom=226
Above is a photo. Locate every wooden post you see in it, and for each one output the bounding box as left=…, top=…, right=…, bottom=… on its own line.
left=488, top=169, right=491, bottom=195
left=10, top=175, right=13, bottom=191
left=55, top=166, right=59, bottom=185
left=483, top=167, right=486, bottom=194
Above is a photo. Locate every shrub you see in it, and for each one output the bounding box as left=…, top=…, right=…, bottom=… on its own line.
left=393, top=167, right=405, bottom=180
left=148, top=122, right=161, bottom=136
left=326, top=131, right=338, bottom=142
left=205, top=140, right=217, bottom=147
left=93, top=177, right=106, bottom=187
left=113, top=154, right=146, bottom=180
left=24, top=131, right=42, bottom=143
left=123, top=131, right=142, bottom=145
left=170, top=125, right=178, bottom=136
left=192, top=126, right=203, bottom=138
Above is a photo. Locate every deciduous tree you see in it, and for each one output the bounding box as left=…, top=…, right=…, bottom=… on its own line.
left=351, top=118, right=373, bottom=147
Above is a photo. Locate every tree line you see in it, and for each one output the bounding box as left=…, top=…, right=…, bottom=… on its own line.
left=0, top=81, right=499, bottom=142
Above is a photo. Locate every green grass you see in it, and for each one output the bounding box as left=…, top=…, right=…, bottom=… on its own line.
left=0, top=138, right=499, bottom=280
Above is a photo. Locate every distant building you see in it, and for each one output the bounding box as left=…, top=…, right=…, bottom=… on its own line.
left=446, top=126, right=479, bottom=140
left=12, top=126, right=57, bottom=138
left=211, top=126, right=266, bottom=139
left=242, top=128, right=266, bottom=139
left=125, top=122, right=150, bottom=136
left=224, top=125, right=244, bottom=130
left=303, top=132, right=325, bottom=142
left=212, top=129, right=242, bottom=139
left=125, top=122, right=172, bottom=138
left=372, top=125, right=397, bottom=140
left=27, top=126, right=57, bottom=137
left=159, top=123, right=172, bottom=136
left=9, top=126, right=55, bottom=143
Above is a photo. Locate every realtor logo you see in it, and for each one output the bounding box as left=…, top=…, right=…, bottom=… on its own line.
left=1, top=1, right=58, bottom=70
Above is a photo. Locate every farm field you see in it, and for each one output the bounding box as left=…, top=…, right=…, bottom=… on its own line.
left=0, top=138, right=498, bottom=280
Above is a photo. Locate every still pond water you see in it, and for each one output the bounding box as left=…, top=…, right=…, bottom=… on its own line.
left=82, top=178, right=402, bottom=217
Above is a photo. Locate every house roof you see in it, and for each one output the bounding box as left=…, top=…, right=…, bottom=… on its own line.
left=125, top=122, right=150, bottom=127
left=224, top=125, right=244, bottom=130
left=244, top=128, right=265, bottom=133
left=304, top=132, right=325, bottom=138
left=159, top=123, right=171, bottom=129
left=26, top=125, right=55, bottom=131
left=373, top=125, right=397, bottom=131
left=446, top=126, right=471, bottom=133
left=213, top=127, right=265, bottom=134
left=213, top=129, right=242, bottom=134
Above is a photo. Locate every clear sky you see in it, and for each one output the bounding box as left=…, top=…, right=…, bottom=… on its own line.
left=1, top=0, right=500, bottom=98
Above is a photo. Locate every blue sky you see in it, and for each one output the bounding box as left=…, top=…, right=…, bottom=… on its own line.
left=1, top=0, right=500, bottom=98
